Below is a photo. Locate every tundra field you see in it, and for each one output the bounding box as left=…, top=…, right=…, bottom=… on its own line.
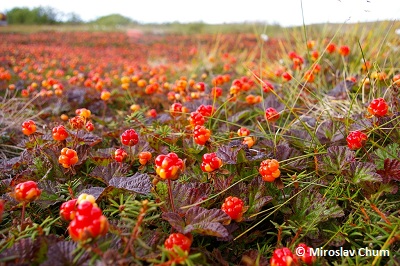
left=0, top=21, right=400, bottom=265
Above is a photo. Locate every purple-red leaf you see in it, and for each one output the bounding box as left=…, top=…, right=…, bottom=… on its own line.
left=377, top=158, right=400, bottom=183
left=90, top=162, right=129, bottom=184
left=109, top=172, right=152, bottom=195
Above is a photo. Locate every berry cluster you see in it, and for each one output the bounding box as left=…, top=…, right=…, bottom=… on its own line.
left=22, top=120, right=37, bottom=136
left=164, top=233, right=192, bottom=253
left=121, top=129, right=139, bottom=146
left=14, top=181, right=41, bottom=203
left=221, top=196, right=245, bottom=221
left=138, top=151, right=152, bottom=165
left=52, top=125, right=69, bottom=141
left=188, top=111, right=205, bottom=127
left=265, top=107, right=280, bottom=123
left=200, top=153, right=223, bottom=172
left=194, top=125, right=211, bottom=145
left=270, top=247, right=298, bottom=266
left=155, top=152, right=184, bottom=180
left=346, top=130, right=368, bottom=150
left=64, top=194, right=109, bottom=242
left=259, top=159, right=281, bottom=182
left=58, top=148, right=79, bottom=168
left=367, top=97, right=388, bottom=117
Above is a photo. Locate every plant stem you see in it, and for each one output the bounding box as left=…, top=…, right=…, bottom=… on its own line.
left=21, top=202, right=26, bottom=225
left=167, top=179, right=176, bottom=213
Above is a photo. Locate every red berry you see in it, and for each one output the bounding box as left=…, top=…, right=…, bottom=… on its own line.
left=170, top=103, right=183, bottom=117
left=22, top=120, right=36, bottom=136
left=221, top=196, right=245, bottom=221
left=59, top=147, right=79, bottom=168
left=194, top=125, right=211, bottom=145
left=85, top=121, right=95, bottom=132
left=196, top=104, right=215, bottom=117
left=282, top=72, right=292, bottom=82
left=242, top=136, right=255, bottom=148
left=296, top=243, right=316, bottom=265
left=237, top=127, right=250, bottom=137
left=346, top=130, right=367, bottom=150
left=265, top=108, right=280, bottom=123
left=200, top=153, right=223, bottom=172
left=339, top=45, right=350, bottom=56
left=211, top=87, right=223, bottom=98
left=75, top=108, right=91, bottom=119
left=138, top=151, right=152, bottom=165
left=188, top=111, right=205, bottom=127
left=195, top=82, right=206, bottom=92
left=164, top=233, right=192, bottom=253
left=14, top=181, right=41, bottom=202
left=68, top=207, right=108, bottom=242
left=327, top=43, right=336, bottom=54
left=69, top=116, right=85, bottom=130
left=0, top=199, right=4, bottom=221
left=52, top=125, right=68, bottom=141
left=155, top=152, right=184, bottom=180
left=262, top=80, right=274, bottom=93
left=114, top=148, right=128, bottom=163
left=60, top=199, right=78, bottom=221
left=259, top=159, right=280, bottom=182
left=121, top=129, right=139, bottom=146
left=367, top=97, right=388, bottom=117
left=270, top=247, right=298, bottom=266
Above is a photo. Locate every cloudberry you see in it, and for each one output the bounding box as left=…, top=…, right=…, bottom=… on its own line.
left=270, top=247, right=299, bottom=266
left=52, top=125, right=68, bottom=141
left=121, top=129, right=139, bottom=146
left=200, top=153, right=223, bottom=172
left=60, top=199, right=78, bottom=221
left=164, top=233, right=192, bottom=253
left=367, top=97, right=388, bottom=117
left=265, top=107, right=280, bottom=123
left=138, top=151, right=152, bottom=165
left=194, top=125, right=211, bottom=145
left=14, top=181, right=41, bottom=203
left=155, top=152, right=184, bottom=180
left=22, top=120, right=36, bottom=136
left=346, top=130, right=367, bottom=150
left=296, top=243, right=316, bottom=265
left=59, top=148, right=79, bottom=168
left=259, top=159, right=280, bottom=182
left=114, top=148, right=128, bottom=163
left=221, top=196, right=245, bottom=221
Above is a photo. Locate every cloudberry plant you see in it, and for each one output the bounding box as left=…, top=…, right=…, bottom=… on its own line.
left=221, top=196, right=245, bottom=221
left=170, top=102, right=183, bottom=117
left=69, top=116, right=85, bottom=130
left=200, top=153, right=223, bottom=172
left=188, top=111, right=205, bottom=127
left=296, top=243, right=316, bottom=265
left=75, top=108, right=91, bottom=119
left=68, top=200, right=109, bottom=242
left=237, top=127, right=250, bottom=137
left=242, top=136, right=255, bottom=148
left=85, top=121, right=94, bottom=132
left=339, top=45, right=350, bottom=56
left=22, top=120, right=36, bottom=136
left=14, top=181, right=41, bottom=203
left=346, top=130, right=368, bottom=150
left=265, top=107, right=280, bottom=123
left=270, top=247, right=299, bottom=266
left=59, top=148, right=79, bottom=168
left=367, top=97, right=389, bottom=117
left=259, top=159, right=281, bottom=182
left=164, top=233, right=192, bottom=253
left=194, top=125, right=211, bottom=145
left=121, top=129, right=139, bottom=146
left=196, top=104, right=215, bottom=117
left=114, top=148, right=128, bottom=163
left=155, top=152, right=184, bottom=180
left=138, top=151, right=152, bottom=165
left=52, top=125, right=68, bottom=141
left=60, top=199, right=78, bottom=221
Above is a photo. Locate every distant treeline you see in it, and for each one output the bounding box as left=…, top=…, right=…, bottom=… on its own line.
left=5, top=6, right=137, bottom=25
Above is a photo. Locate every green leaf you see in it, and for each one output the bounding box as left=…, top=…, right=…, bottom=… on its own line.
left=244, top=176, right=273, bottom=219
left=345, top=162, right=382, bottom=184
left=317, top=146, right=354, bottom=174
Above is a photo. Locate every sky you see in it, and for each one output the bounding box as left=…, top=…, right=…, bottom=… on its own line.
left=1, top=0, right=399, bottom=26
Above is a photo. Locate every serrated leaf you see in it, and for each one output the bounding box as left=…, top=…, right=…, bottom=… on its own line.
left=163, top=206, right=230, bottom=237
left=156, top=182, right=212, bottom=214
left=78, top=186, right=114, bottom=201
left=245, top=176, right=273, bottom=219
left=89, top=162, right=129, bottom=184
left=72, top=131, right=102, bottom=147
left=374, top=144, right=400, bottom=169
left=275, top=143, right=307, bottom=170
left=377, top=158, right=400, bottom=183
left=41, top=240, right=90, bottom=266
left=109, top=172, right=152, bottom=194
left=317, top=146, right=354, bottom=174
left=0, top=238, right=37, bottom=263
left=345, top=162, right=382, bottom=183
left=216, top=144, right=244, bottom=164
